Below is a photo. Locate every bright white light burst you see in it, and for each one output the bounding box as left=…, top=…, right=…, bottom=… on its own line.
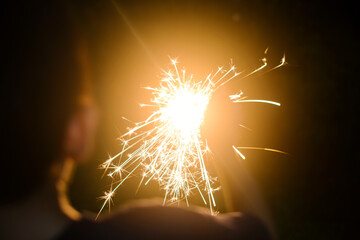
left=98, top=54, right=286, bottom=216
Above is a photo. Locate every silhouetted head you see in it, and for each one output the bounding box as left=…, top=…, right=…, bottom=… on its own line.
left=1, top=1, right=96, bottom=204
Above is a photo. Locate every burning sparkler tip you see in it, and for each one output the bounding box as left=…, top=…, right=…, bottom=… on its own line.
left=99, top=55, right=286, bottom=215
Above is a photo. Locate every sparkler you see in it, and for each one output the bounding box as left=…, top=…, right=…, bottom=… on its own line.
left=98, top=54, right=286, bottom=217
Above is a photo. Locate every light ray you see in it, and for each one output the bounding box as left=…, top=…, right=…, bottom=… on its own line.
left=99, top=54, right=286, bottom=215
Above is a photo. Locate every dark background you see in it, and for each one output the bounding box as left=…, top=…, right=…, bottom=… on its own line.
left=65, top=0, right=356, bottom=239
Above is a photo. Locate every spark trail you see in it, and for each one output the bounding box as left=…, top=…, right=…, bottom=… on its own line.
left=98, top=55, right=286, bottom=217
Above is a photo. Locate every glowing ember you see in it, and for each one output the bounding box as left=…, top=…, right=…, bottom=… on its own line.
left=98, top=54, right=286, bottom=217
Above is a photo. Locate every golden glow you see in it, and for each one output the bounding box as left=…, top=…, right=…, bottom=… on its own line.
left=159, top=87, right=209, bottom=137
left=98, top=54, right=286, bottom=217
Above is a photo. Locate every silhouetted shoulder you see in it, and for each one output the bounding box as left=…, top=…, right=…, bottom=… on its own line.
left=100, top=200, right=271, bottom=240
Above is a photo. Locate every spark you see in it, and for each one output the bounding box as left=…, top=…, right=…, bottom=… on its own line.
left=268, top=52, right=287, bottom=71
left=99, top=53, right=286, bottom=216
left=234, top=146, right=288, bottom=155
left=233, top=146, right=288, bottom=160
left=233, top=99, right=280, bottom=106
